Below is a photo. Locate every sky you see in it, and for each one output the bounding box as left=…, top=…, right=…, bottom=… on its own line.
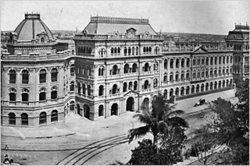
left=0, top=1, right=249, bottom=35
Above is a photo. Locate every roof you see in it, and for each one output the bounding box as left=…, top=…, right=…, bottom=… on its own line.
left=14, top=13, right=54, bottom=41
left=83, top=16, right=157, bottom=35
left=226, top=24, right=249, bottom=41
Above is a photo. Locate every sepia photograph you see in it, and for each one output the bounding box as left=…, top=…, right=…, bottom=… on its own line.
left=1, top=0, right=249, bottom=165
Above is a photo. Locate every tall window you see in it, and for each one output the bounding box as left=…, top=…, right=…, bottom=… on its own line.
left=51, top=68, right=58, bottom=82
left=9, top=70, right=16, bottom=83
left=51, top=110, right=58, bottom=122
left=112, top=84, right=118, bottom=94
left=39, top=87, right=46, bottom=101
left=99, top=66, right=104, bottom=76
left=70, top=101, right=75, bottom=111
left=70, top=64, right=75, bottom=76
left=112, top=65, right=118, bottom=75
left=154, top=62, right=158, bottom=71
left=193, top=59, right=196, bottom=65
left=153, top=78, right=158, bottom=88
left=144, top=80, right=149, bottom=89
left=136, top=47, right=139, bottom=55
left=9, top=113, right=16, bottom=125
left=51, top=86, right=58, bottom=99
left=124, top=64, right=129, bottom=73
left=99, top=105, right=104, bottom=116
left=181, top=59, right=185, bottom=67
left=176, top=59, right=179, bottom=68
left=144, top=63, right=150, bottom=72
left=22, top=70, right=29, bottom=84
left=186, top=58, right=190, bottom=67
left=21, top=113, right=28, bottom=125
left=39, top=112, right=47, bottom=124
left=123, top=82, right=127, bottom=92
left=164, top=59, right=168, bottom=69
left=134, top=81, right=137, bottom=90
left=70, top=81, right=75, bottom=91
left=39, top=69, right=46, bottom=83
left=132, top=63, right=137, bottom=73
left=170, top=59, right=174, bottom=68
left=99, top=85, right=104, bottom=96
left=21, top=88, right=29, bottom=101
left=88, top=85, right=91, bottom=96
left=9, top=88, right=16, bottom=101
left=82, top=83, right=86, bottom=95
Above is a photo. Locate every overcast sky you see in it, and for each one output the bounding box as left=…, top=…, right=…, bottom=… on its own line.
left=1, top=1, right=249, bottom=35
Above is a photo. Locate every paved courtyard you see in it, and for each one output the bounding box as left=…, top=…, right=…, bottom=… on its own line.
left=1, top=89, right=238, bottom=165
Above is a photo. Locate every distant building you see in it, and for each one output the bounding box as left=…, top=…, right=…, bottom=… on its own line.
left=225, top=24, right=249, bottom=84
left=1, top=14, right=235, bottom=127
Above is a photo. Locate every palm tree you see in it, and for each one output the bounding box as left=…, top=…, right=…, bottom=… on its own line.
left=128, top=93, right=189, bottom=146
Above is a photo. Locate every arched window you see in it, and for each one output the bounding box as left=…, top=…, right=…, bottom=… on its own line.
left=170, top=72, right=174, bottom=82
left=144, top=80, right=149, bottom=89
left=154, top=62, right=158, bottom=71
left=181, top=58, right=185, bottom=67
left=9, top=70, right=16, bottom=83
left=132, top=47, right=135, bottom=55
left=186, top=86, right=190, bottom=95
left=99, top=48, right=106, bottom=57
left=153, top=78, right=158, bottom=88
left=98, top=66, right=104, bottom=76
left=112, top=84, right=118, bottom=94
left=114, top=47, right=117, bottom=54
left=41, top=37, right=44, bottom=43
left=39, top=87, right=46, bottom=101
left=123, top=82, right=127, bottom=92
left=70, top=81, right=74, bottom=91
left=39, top=112, right=47, bottom=124
left=70, top=101, right=75, bottom=111
left=111, top=47, right=114, bottom=55
left=210, top=57, right=213, bottom=65
left=87, top=85, right=91, bottom=96
left=132, top=63, right=137, bottom=73
left=112, top=65, right=118, bottom=75
left=99, top=105, right=104, bottom=116
left=134, top=81, right=137, bottom=90
left=215, top=57, right=217, bottom=65
left=202, top=70, right=205, bottom=77
left=175, top=87, right=179, bottom=96
left=181, top=87, right=185, bottom=96
left=144, top=63, right=149, bottom=72
left=118, top=47, right=120, bottom=54
left=21, top=88, right=29, bottom=101
left=136, top=47, right=139, bottom=55
left=214, top=69, right=217, bottom=76
left=181, top=72, right=185, bottom=81
left=124, top=47, right=127, bottom=56
left=128, top=47, right=131, bottom=55
left=197, top=70, right=200, bottom=78
left=163, top=73, right=168, bottom=83
left=196, top=84, right=200, bottom=93
left=170, top=59, right=174, bottom=68
left=39, top=69, right=46, bottom=83
left=206, top=57, right=209, bottom=65
left=201, top=84, right=205, bottom=92
left=164, top=59, right=168, bottom=69
left=128, top=82, right=133, bottom=90
left=124, top=64, right=129, bottom=73
left=223, top=56, right=225, bottom=64
left=210, top=82, right=213, bottom=90
left=51, top=86, right=58, bottom=99
left=176, top=59, right=179, bottom=68
left=186, top=71, right=190, bottom=80
left=175, top=72, right=179, bottom=81
left=82, top=83, right=86, bottom=95
left=77, top=82, right=81, bottom=94
left=51, top=110, right=58, bottom=122
left=186, top=58, right=190, bottom=67
left=219, top=56, right=221, bottom=64
left=51, top=68, right=58, bottom=82
left=22, top=69, right=29, bottom=84
left=99, top=85, right=104, bottom=96
left=21, top=113, right=28, bottom=125
left=70, top=64, right=75, bottom=76
left=9, top=113, right=16, bottom=125
left=9, top=88, right=16, bottom=101
left=227, top=56, right=229, bottom=63
left=193, top=71, right=196, bottom=78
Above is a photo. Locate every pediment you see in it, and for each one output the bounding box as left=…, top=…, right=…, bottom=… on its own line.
left=193, top=45, right=208, bottom=53
left=123, top=90, right=139, bottom=97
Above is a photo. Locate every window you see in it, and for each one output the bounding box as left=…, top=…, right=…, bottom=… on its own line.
left=219, top=57, right=221, bottom=64
left=153, top=78, right=158, bottom=88
left=51, top=110, right=58, bottom=122
left=112, top=84, right=118, bottom=94
left=88, top=85, right=91, bottom=96
left=77, top=82, right=81, bottom=94
left=70, top=64, right=75, bottom=76
left=123, top=82, right=127, bottom=92
left=41, top=37, right=44, bottom=43
left=39, top=112, right=47, bottom=124
left=124, top=47, right=127, bottom=56
left=22, top=70, right=29, bottom=84
left=206, top=57, right=209, bottom=65
left=51, top=86, right=58, bottom=99
left=144, top=63, right=150, bottom=72
left=193, top=71, right=196, bottom=78
left=215, top=57, right=217, bottom=65
left=124, top=64, right=129, bottom=73
left=134, top=81, right=137, bottom=90
left=51, top=68, right=58, bottom=82
left=210, top=57, right=213, bottom=65
left=99, top=85, right=104, bottom=96
left=39, top=69, right=46, bottom=83
left=181, top=59, right=185, bottom=67
left=163, top=74, right=168, bottom=82
left=202, top=71, right=205, bottom=77
left=181, top=73, right=184, bottom=81
left=9, top=88, right=16, bottom=101
left=132, top=63, right=137, bottom=73
left=9, top=113, right=16, bottom=125
left=39, top=87, right=46, bottom=101
left=128, top=82, right=133, bottom=90
left=112, top=65, right=118, bottom=75
left=82, top=83, right=86, bottom=95
left=175, top=72, right=179, bottom=81
left=99, top=105, right=104, bottom=116
left=70, top=81, right=74, bottom=91
left=170, top=59, right=174, bottom=68
left=154, top=62, right=158, bottom=71
left=128, top=47, right=131, bottom=55
left=176, top=59, right=179, bottom=68
left=22, top=88, right=29, bottom=101
left=164, top=59, right=168, bottom=69
left=99, top=48, right=106, bottom=57
left=136, top=47, right=139, bottom=55
left=186, top=58, right=190, bottom=67
left=170, top=73, right=174, bottom=82
left=99, top=66, right=104, bottom=76
left=21, top=113, right=28, bottom=125
left=197, top=58, right=200, bottom=65
left=186, top=72, right=190, bottom=80
left=70, top=101, right=75, bottom=111
left=144, top=80, right=149, bottom=89
left=193, top=59, right=196, bottom=65
left=9, top=70, right=16, bottom=83
left=202, top=58, right=204, bottom=65
left=132, top=47, right=135, bottom=55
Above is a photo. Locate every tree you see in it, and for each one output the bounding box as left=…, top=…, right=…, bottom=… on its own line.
left=128, top=139, right=183, bottom=165
left=128, top=93, right=189, bottom=146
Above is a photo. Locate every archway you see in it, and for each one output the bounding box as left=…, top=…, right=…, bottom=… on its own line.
left=83, top=104, right=90, bottom=119
left=142, top=97, right=149, bottom=109
left=111, top=103, right=118, bottom=116
left=126, top=97, right=134, bottom=111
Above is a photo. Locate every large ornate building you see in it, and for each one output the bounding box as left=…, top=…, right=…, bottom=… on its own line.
left=1, top=14, right=235, bottom=127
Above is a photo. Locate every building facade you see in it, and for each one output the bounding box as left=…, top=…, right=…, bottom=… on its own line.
left=225, top=24, right=249, bottom=85
left=1, top=14, right=235, bottom=127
